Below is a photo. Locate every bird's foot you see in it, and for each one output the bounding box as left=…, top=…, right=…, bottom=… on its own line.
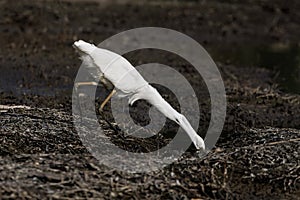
left=99, top=106, right=104, bottom=113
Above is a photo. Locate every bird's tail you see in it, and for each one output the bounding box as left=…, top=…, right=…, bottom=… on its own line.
left=73, top=40, right=96, bottom=55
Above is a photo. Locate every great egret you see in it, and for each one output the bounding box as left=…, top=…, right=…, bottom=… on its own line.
left=73, top=40, right=205, bottom=151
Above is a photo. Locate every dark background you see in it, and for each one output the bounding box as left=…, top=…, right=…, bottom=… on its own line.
left=0, top=0, right=299, bottom=199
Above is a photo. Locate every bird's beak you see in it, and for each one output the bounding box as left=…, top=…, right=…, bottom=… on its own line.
left=178, top=115, right=205, bottom=150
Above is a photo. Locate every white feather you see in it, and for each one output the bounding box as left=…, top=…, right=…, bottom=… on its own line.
left=73, top=40, right=205, bottom=150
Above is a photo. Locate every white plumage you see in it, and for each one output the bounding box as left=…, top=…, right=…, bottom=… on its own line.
left=73, top=40, right=205, bottom=150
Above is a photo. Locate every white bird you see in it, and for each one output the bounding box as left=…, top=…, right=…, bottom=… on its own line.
left=73, top=40, right=205, bottom=151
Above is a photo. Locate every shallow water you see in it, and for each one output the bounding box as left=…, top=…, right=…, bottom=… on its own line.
left=209, top=43, right=300, bottom=94
left=1, top=44, right=299, bottom=96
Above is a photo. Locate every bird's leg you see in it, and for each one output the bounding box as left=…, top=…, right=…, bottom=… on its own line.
left=74, top=81, right=115, bottom=111
left=75, top=82, right=98, bottom=88
left=74, top=82, right=118, bottom=132
left=74, top=81, right=98, bottom=119
left=99, top=89, right=116, bottom=111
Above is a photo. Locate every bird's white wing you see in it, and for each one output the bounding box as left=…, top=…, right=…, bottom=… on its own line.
left=90, top=47, right=148, bottom=94
left=73, top=40, right=148, bottom=94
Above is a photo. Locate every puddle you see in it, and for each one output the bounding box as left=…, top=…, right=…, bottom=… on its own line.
left=1, top=43, right=299, bottom=97
left=209, top=43, right=300, bottom=94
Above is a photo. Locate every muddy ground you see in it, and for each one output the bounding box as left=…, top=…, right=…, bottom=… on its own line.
left=0, top=0, right=300, bottom=199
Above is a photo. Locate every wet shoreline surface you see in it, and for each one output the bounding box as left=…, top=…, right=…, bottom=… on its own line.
left=0, top=0, right=299, bottom=199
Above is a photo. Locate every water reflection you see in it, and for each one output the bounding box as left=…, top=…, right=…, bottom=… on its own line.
left=209, top=43, right=300, bottom=94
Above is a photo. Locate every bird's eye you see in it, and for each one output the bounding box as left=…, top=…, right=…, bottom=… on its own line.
left=175, top=118, right=180, bottom=123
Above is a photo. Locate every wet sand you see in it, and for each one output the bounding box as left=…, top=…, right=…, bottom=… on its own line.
left=0, top=0, right=299, bottom=199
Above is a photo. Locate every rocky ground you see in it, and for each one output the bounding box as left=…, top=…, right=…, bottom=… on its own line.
left=0, top=0, right=299, bottom=199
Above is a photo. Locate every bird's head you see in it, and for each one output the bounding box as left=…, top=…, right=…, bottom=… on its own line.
left=174, top=114, right=205, bottom=151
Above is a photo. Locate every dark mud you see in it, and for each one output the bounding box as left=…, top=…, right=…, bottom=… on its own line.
left=0, top=0, right=299, bottom=199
